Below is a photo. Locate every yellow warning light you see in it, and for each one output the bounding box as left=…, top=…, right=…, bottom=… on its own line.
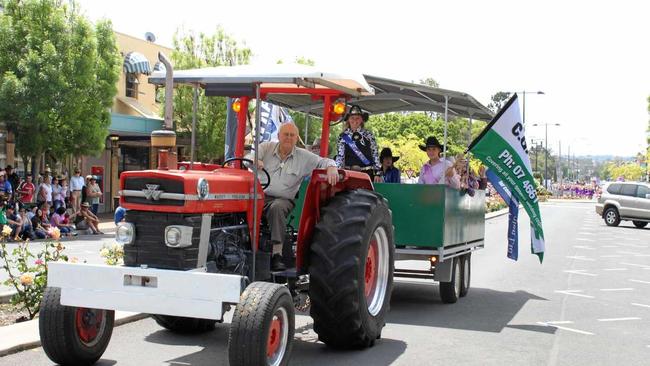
left=232, top=99, right=242, bottom=113
left=333, top=101, right=346, bottom=115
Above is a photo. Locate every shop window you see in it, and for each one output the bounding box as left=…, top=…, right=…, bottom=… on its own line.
left=119, top=145, right=150, bottom=175
left=126, top=73, right=139, bottom=98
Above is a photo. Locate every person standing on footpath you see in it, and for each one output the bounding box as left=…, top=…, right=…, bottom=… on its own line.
left=16, top=174, right=36, bottom=206
left=69, top=168, right=84, bottom=212
left=87, top=176, right=102, bottom=215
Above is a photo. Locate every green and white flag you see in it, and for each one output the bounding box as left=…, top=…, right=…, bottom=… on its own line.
left=468, top=94, right=545, bottom=262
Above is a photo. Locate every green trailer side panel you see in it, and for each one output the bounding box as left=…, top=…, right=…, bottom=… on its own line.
left=288, top=181, right=485, bottom=249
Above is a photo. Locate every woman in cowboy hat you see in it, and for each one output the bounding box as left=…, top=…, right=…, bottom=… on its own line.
left=379, top=147, right=401, bottom=183
left=335, top=104, right=381, bottom=182
left=417, top=136, right=460, bottom=189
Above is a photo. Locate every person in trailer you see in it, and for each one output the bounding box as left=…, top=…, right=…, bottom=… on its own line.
left=335, top=104, right=381, bottom=182
left=378, top=148, right=401, bottom=183
left=417, top=136, right=461, bottom=189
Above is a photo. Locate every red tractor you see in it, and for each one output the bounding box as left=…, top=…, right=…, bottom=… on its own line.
left=39, top=54, right=394, bottom=366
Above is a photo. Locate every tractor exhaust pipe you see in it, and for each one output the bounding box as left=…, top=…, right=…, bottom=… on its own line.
left=151, top=52, right=177, bottom=170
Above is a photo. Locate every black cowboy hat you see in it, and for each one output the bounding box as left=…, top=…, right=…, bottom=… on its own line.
left=380, top=147, right=400, bottom=163
left=419, top=136, right=445, bottom=151
left=343, top=104, right=369, bottom=123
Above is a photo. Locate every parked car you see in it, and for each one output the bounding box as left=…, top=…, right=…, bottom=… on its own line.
left=595, top=182, right=650, bottom=228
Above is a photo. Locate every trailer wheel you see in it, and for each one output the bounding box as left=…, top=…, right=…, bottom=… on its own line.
left=309, top=189, right=394, bottom=349
left=229, top=282, right=294, bottom=366
left=633, top=221, right=648, bottom=229
left=152, top=315, right=218, bottom=334
left=39, top=287, right=115, bottom=366
left=439, top=257, right=461, bottom=304
left=459, top=254, right=471, bottom=297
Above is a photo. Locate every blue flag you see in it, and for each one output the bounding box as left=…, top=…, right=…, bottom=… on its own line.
left=487, top=170, right=520, bottom=260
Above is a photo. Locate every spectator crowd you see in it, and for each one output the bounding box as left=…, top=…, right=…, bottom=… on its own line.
left=0, top=166, right=104, bottom=241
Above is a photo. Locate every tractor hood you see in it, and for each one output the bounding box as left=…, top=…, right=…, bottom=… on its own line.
left=119, top=168, right=261, bottom=214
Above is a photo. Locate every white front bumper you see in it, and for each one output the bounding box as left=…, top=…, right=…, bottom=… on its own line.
left=48, top=262, right=244, bottom=320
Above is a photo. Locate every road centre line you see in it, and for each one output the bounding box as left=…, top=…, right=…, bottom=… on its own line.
left=599, top=288, right=634, bottom=291
left=631, top=303, right=650, bottom=309
left=629, top=279, right=650, bottom=284
left=555, top=290, right=594, bottom=298
left=577, top=232, right=595, bottom=235
left=564, top=270, right=598, bottom=277
left=545, top=320, right=574, bottom=325
left=573, top=245, right=596, bottom=250
left=567, top=256, right=595, bottom=261
left=576, top=238, right=595, bottom=242
left=600, top=255, right=623, bottom=258
left=597, top=317, right=641, bottom=322
left=621, top=262, right=650, bottom=269
left=603, top=268, right=627, bottom=271
left=536, top=322, right=594, bottom=335
left=602, top=245, right=620, bottom=248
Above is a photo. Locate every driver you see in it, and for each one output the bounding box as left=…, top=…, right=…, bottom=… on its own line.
left=251, top=123, right=339, bottom=271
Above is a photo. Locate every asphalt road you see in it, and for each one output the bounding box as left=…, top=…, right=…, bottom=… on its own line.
left=2, top=201, right=650, bottom=365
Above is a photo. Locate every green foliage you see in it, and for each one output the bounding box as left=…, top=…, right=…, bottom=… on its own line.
left=0, top=227, right=68, bottom=320
left=603, top=162, right=645, bottom=181
left=487, top=91, right=512, bottom=113
left=0, top=0, right=120, bottom=161
left=168, top=26, right=251, bottom=161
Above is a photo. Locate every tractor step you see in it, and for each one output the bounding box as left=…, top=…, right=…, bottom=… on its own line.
left=271, top=268, right=298, bottom=279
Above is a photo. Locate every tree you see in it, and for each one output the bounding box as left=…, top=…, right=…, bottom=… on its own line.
left=487, top=91, right=512, bottom=113
left=0, top=0, right=120, bottom=174
left=169, top=27, right=251, bottom=161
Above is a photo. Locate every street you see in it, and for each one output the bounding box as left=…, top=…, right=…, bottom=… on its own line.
left=2, top=200, right=650, bottom=365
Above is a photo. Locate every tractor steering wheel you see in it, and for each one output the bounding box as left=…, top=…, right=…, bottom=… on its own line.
left=222, top=157, right=271, bottom=190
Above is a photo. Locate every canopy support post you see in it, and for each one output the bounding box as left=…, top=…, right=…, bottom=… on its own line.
left=251, top=84, right=262, bottom=282
left=443, top=95, right=449, bottom=158
left=320, top=96, right=332, bottom=156
left=304, top=108, right=311, bottom=148
left=190, top=84, right=198, bottom=169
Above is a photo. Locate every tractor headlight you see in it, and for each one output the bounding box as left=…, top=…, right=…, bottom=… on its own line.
left=164, top=225, right=193, bottom=248
left=116, top=223, right=135, bottom=245
left=197, top=178, right=209, bottom=200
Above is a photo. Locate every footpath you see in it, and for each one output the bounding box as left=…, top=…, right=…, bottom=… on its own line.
left=0, top=202, right=588, bottom=357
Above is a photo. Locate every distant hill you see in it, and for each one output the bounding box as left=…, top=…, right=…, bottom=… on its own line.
left=579, top=155, right=635, bottom=162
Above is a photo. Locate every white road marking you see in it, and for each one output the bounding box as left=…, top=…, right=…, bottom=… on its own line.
left=536, top=322, right=594, bottom=335
left=567, top=256, right=595, bottom=261
left=577, top=232, right=595, bottom=236
left=629, top=279, right=650, bottom=284
left=600, top=255, right=623, bottom=258
left=545, top=320, right=574, bottom=325
left=597, top=317, right=641, bottom=322
left=576, top=238, right=595, bottom=242
left=602, top=245, right=620, bottom=248
left=621, top=262, right=650, bottom=269
left=564, top=270, right=598, bottom=277
left=618, top=251, right=643, bottom=256
left=631, top=303, right=650, bottom=309
left=555, top=290, right=594, bottom=298
left=574, top=245, right=596, bottom=250
left=603, top=268, right=627, bottom=271
left=600, top=288, right=634, bottom=291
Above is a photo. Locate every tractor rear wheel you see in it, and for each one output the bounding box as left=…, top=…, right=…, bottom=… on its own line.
left=152, top=315, right=217, bottom=334
left=229, top=282, right=294, bottom=366
left=309, top=189, right=394, bottom=349
left=39, top=287, right=114, bottom=366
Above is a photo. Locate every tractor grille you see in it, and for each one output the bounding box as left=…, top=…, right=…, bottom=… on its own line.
left=124, top=210, right=201, bottom=270
left=123, top=177, right=185, bottom=206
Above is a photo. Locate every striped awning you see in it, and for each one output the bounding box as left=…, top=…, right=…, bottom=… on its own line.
left=123, top=52, right=152, bottom=75
left=153, top=61, right=166, bottom=73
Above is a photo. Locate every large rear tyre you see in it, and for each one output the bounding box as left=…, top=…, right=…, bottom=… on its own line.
left=229, top=282, right=295, bottom=366
left=633, top=221, right=648, bottom=228
left=459, top=254, right=471, bottom=297
left=152, top=315, right=217, bottom=334
left=309, top=189, right=394, bottom=349
left=39, top=287, right=115, bottom=366
left=604, top=207, right=620, bottom=227
left=439, top=257, right=461, bottom=304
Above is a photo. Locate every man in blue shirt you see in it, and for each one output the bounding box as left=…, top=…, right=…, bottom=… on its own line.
left=378, top=148, right=401, bottom=183
left=0, top=173, right=12, bottom=197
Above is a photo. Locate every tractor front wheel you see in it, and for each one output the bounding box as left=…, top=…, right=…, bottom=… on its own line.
left=228, top=282, right=295, bottom=366
left=39, top=287, right=114, bottom=366
left=309, top=189, right=394, bottom=349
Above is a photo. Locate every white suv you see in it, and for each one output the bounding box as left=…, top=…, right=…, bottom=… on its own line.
left=596, top=182, right=650, bottom=228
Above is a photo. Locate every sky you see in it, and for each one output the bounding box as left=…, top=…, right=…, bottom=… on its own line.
left=77, top=0, right=650, bottom=157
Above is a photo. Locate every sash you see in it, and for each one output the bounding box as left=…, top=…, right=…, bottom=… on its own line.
left=341, top=134, right=371, bottom=166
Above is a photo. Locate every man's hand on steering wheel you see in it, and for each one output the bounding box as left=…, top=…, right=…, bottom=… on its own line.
left=222, top=157, right=271, bottom=190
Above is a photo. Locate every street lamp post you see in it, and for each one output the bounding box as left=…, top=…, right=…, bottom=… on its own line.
left=521, top=90, right=545, bottom=126
left=533, top=123, right=560, bottom=189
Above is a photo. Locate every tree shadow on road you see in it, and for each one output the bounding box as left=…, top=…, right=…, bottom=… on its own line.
left=144, top=322, right=406, bottom=366
left=388, top=281, right=553, bottom=334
